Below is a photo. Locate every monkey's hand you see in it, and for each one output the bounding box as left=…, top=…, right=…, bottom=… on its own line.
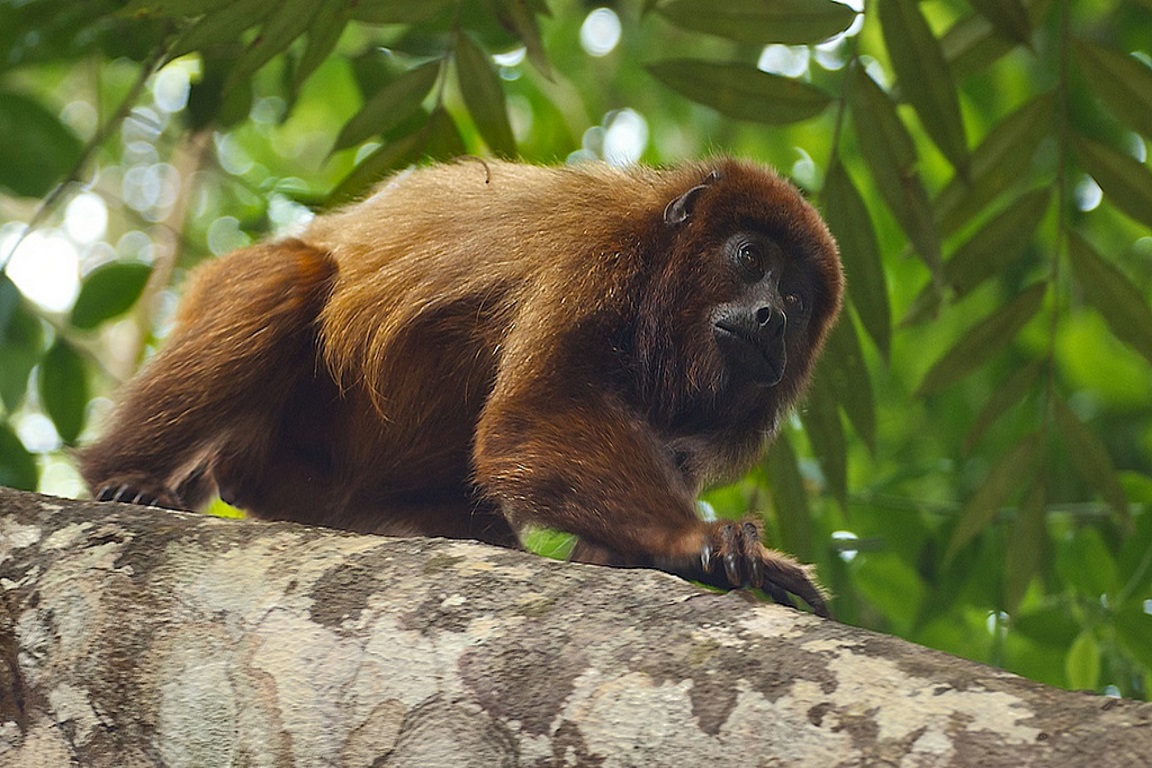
left=668, top=520, right=831, bottom=618
left=93, top=474, right=183, bottom=509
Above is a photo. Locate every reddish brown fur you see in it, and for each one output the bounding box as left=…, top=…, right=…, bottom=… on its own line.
left=80, top=158, right=843, bottom=614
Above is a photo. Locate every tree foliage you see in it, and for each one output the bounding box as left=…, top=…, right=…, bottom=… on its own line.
left=1, top=0, right=1150, bottom=699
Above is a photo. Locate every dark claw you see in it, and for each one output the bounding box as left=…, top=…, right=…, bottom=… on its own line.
left=699, top=543, right=714, bottom=574
left=742, top=522, right=763, bottom=588
left=723, top=552, right=741, bottom=586
left=96, top=485, right=117, bottom=501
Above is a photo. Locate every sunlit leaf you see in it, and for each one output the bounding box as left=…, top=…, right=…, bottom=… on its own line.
left=1053, top=397, right=1129, bottom=523
left=0, top=91, right=83, bottom=197
left=1003, top=478, right=1045, bottom=613
left=38, top=340, right=89, bottom=445
left=332, top=61, right=440, bottom=153
left=967, top=0, right=1031, bottom=45
left=799, top=372, right=846, bottom=506
left=656, top=0, right=857, bottom=45
left=1067, top=233, right=1152, bottom=368
left=763, top=433, right=813, bottom=560
left=936, top=93, right=1054, bottom=235
left=917, top=283, right=1045, bottom=396
left=963, top=361, right=1042, bottom=454
left=848, top=66, right=942, bottom=277
left=822, top=161, right=890, bottom=359
left=647, top=60, right=832, bottom=124
left=944, top=433, right=1040, bottom=565
left=1065, top=630, right=1101, bottom=691
left=879, top=0, right=968, bottom=172
left=0, top=276, right=43, bottom=413
left=0, top=421, right=37, bottom=491
left=1075, top=40, right=1152, bottom=139
left=69, top=262, right=153, bottom=330
left=456, top=32, right=517, bottom=157
left=1073, top=134, right=1152, bottom=230
left=817, top=318, right=875, bottom=450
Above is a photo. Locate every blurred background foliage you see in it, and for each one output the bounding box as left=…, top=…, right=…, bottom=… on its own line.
left=1, top=0, right=1150, bottom=699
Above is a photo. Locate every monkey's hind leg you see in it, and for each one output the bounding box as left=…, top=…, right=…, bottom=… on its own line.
left=79, top=239, right=337, bottom=510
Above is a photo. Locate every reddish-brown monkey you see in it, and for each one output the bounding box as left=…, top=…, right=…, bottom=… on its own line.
left=80, top=158, right=843, bottom=615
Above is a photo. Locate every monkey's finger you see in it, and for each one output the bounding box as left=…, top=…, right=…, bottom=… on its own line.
left=759, top=548, right=832, bottom=619
left=741, top=522, right=763, bottom=588
left=761, top=582, right=796, bottom=609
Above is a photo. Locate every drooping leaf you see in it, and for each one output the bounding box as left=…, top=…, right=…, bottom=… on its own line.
left=935, top=93, right=1054, bottom=235
left=69, top=262, right=153, bottom=330
left=168, top=0, right=271, bottom=60
left=763, top=433, right=813, bottom=560
left=1057, top=527, right=1118, bottom=600
left=647, top=60, right=832, bottom=125
left=1075, top=40, right=1152, bottom=139
left=294, top=0, right=352, bottom=89
left=332, top=61, right=441, bottom=154
left=1053, top=397, right=1129, bottom=523
left=1065, top=630, right=1101, bottom=691
left=1003, top=477, right=1045, bottom=613
left=656, top=0, right=857, bottom=45
left=1073, top=134, right=1152, bottom=230
left=1066, top=233, right=1152, bottom=368
left=121, top=0, right=236, bottom=16
left=822, top=161, right=890, bottom=359
left=799, top=372, right=847, bottom=506
left=848, top=65, right=942, bottom=278
left=879, top=0, right=968, bottom=172
left=917, top=282, right=1045, bottom=396
left=327, top=127, right=427, bottom=205
left=0, top=421, right=37, bottom=491
left=0, top=276, right=44, bottom=413
left=0, top=91, right=84, bottom=198
left=817, top=318, right=875, bottom=451
left=224, top=0, right=324, bottom=93
left=423, top=106, right=467, bottom=161
left=1114, top=609, right=1152, bottom=672
left=967, top=0, right=1031, bottom=45
left=456, top=32, right=517, bottom=157
left=38, top=340, right=89, bottom=445
left=963, top=361, right=1042, bottom=454
left=492, top=0, right=551, bottom=78
left=350, top=0, right=455, bottom=24
left=944, top=433, right=1041, bottom=565
left=941, top=0, right=1053, bottom=80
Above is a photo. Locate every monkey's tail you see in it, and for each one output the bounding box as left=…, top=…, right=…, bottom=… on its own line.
left=78, top=238, right=338, bottom=510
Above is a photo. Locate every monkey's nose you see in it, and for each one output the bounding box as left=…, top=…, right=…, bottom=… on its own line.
left=755, top=306, right=787, bottom=338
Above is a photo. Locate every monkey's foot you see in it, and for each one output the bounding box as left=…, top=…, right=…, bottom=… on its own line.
left=93, top=478, right=182, bottom=509
left=696, top=520, right=830, bottom=618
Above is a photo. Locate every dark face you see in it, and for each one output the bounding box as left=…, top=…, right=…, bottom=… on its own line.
left=710, top=231, right=812, bottom=387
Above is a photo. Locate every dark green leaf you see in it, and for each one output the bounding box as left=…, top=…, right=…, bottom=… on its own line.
left=424, top=107, right=467, bottom=161
left=963, top=361, right=1042, bottom=454
left=818, top=318, right=875, bottom=450
left=944, top=433, right=1040, bottom=565
left=38, top=340, right=89, bottom=445
left=493, top=0, right=551, bottom=78
left=941, top=0, right=1052, bottom=80
left=1053, top=397, right=1129, bottom=523
left=1065, top=630, right=1101, bottom=690
left=0, top=91, right=83, bottom=198
left=456, top=32, right=517, bottom=157
left=1003, top=478, right=1045, bottom=613
left=327, top=127, right=427, bottom=206
left=647, top=59, right=832, bottom=125
left=1114, top=610, right=1152, bottom=671
left=853, top=552, right=926, bottom=630
left=936, top=93, right=1054, bottom=235
left=879, top=0, right=968, bottom=172
left=69, top=262, right=153, bottom=330
left=1075, top=40, right=1152, bottom=139
left=799, top=372, right=846, bottom=506
left=967, top=0, right=1031, bottom=44
left=121, top=0, right=237, bottom=17
left=822, top=161, right=890, bottom=358
left=656, top=0, right=857, bottom=45
left=294, top=0, right=352, bottom=89
left=224, top=0, right=323, bottom=92
left=168, top=0, right=271, bottom=59
left=848, top=66, right=942, bottom=277
left=1073, top=134, right=1152, bottom=230
left=917, top=282, right=1045, bottom=396
left=763, top=433, right=813, bottom=560
left=1057, top=527, right=1118, bottom=599
left=351, top=0, right=455, bottom=24
left=0, top=276, right=44, bottom=413
left=1067, top=233, right=1152, bottom=367
left=332, top=61, right=441, bottom=154
left=0, top=421, right=37, bottom=491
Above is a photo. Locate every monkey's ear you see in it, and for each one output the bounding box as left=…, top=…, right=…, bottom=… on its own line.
left=663, top=170, right=722, bottom=226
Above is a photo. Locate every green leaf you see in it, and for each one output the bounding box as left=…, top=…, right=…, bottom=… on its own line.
left=327, top=127, right=427, bottom=206
left=935, top=93, right=1054, bottom=236
left=1114, top=609, right=1152, bottom=672
left=69, top=262, right=153, bottom=330
left=38, top=340, right=89, bottom=445
left=799, top=372, right=846, bottom=506
left=879, top=0, right=968, bottom=172
left=656, top=0, right=857, bottom=45
left=121, top=0, right=237, bottom=17
left=647, top=60, right=832, bottom=125
left=1065, top=630, right=1101, bottom=691
left=455, top=32, right=517, bottom=157
left=224, top=0, right=323, bottom=92
left=917, top=282, right=1045, bottom=396
left=294, top=0, right=352, bottom=89
left=941, top=0, right=1053, bottom=80
left=0, top=276, right=44, bottom=413
left=822, top=161, right=890, bottom=359
left=0, top=91, right=83, bottom=198
left=168, top=0, right=271, bottom=59
left=848, top=66, right=942, bottom=277
left=332, top=61, right=441, bottom=154
left=351, top=0, right=455, bottom=24
left=967, top=0, right=1031, bottom=45
left=1073, top=134, right=1152, bottom=230
left=817, top=319, right=875, bottom=451
left=423, top=107, right=466, bottom=161
left=944, top=433, right=1041, bottom=565
left=1053, top=397, right=1129, bottom=523
left=1056, top=527, right=1118, bottom=599
left=763, top=433, right=813, bottom=560
left=1067, top=233, right=1152, bottom=368
left=0, top=421, right=37, bottom=491
left=492, top=0, right=551, bottom=78
left=963, top=361, right=1042, bottom=454
left=1003, top=478, right=1045, bottom=613
left=905, top=188, right=1049, bottom=325
left=1075, top=40, right=1152, bottom=139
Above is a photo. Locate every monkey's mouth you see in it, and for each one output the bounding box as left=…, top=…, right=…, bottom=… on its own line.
left=713, top=322, right=786, bottom=387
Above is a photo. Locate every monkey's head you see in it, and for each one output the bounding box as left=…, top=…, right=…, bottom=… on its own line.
left=635, top=159, right=843, bottom=428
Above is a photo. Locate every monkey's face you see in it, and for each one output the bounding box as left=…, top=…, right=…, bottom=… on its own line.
left=709, top=231, right=812, bottom=388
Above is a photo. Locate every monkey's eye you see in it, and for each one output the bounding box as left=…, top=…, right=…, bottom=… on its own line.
left=735, top=241, right=764, bottom=279
left=783, top=292, right=806, bottom=314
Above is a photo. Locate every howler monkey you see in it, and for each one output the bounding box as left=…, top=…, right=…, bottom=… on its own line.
left=80, top=158, right=843, bottom=616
